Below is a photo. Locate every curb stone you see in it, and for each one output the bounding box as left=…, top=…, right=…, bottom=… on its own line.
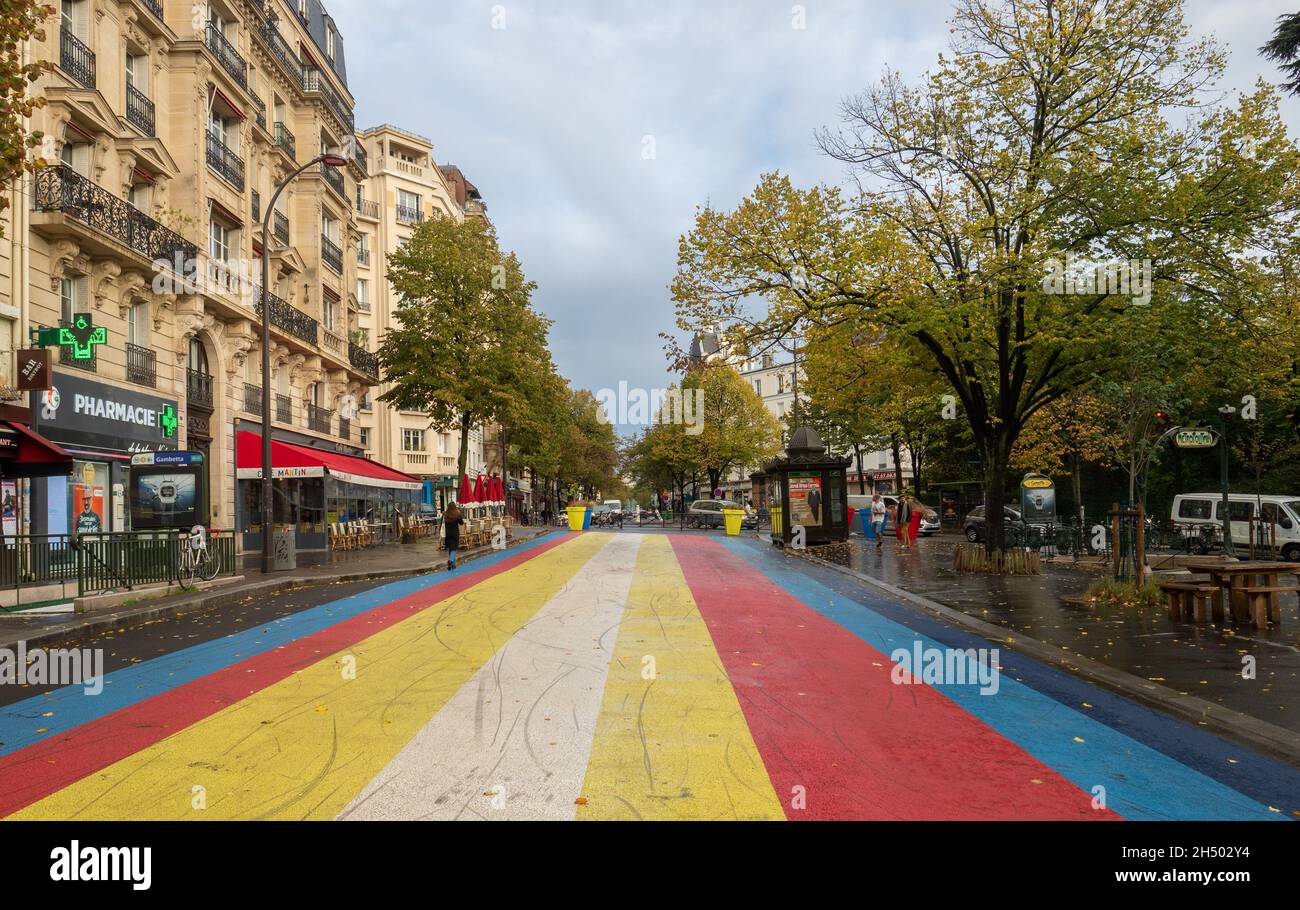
left=0, top=530, right=552, bottom=653
left=796, top=549, right=1300, bottom=769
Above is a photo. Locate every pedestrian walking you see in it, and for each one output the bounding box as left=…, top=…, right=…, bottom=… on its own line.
left=870, top=493, right=887, bottom=548
left=443, top=502, right=463, bottom=570
left=907, top=496, right=923, bottom=546
left=896, top=496, right=913, bottom=549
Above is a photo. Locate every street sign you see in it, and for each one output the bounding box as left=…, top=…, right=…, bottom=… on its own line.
left=16, top=349, right=51, bottom=391
left=1173, top=428, right=1216, bottom=449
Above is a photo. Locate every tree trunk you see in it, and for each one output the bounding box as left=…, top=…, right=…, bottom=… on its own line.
left=890, top=434, right=903, bottom=493
left=1071, top=451, right=1084, bottom=524
left=853, top=443, right=866, bottom=494
left=982, top=434, right=1010, bottom=556
left=456, top=413, right=471, bottom=494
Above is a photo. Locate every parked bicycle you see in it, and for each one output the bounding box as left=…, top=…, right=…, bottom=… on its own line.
left=177, top=526, right=222, bottom=587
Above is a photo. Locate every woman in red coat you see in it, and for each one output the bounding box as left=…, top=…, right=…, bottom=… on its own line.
left=907, top=495, right=923, bottom=546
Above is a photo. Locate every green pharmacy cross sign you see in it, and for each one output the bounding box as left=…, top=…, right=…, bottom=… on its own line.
left=159, top=405, right=177, bottom=438
left=33, top=314, right=107, bottom=362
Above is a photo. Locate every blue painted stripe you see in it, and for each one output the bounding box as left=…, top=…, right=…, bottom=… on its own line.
left=0, top=535, right=557, bottom=757
left=720, top=538, right=1287, bottom=821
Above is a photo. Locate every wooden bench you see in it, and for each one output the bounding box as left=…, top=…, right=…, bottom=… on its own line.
left=1241, top=585, right=1300, bottom=628
left=1158, top=581, right=1219, bottom=623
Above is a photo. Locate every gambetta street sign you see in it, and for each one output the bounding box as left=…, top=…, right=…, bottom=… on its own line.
left=33, top=373, right=179, bottom=454
left=1173, top=428, right=1216, bottom=449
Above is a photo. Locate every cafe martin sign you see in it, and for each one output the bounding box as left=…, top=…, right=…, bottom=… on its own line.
left=33, top=373, right=179, bottom=455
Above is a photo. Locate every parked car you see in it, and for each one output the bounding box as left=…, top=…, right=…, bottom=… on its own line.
left=1171, top=493, right=1300, bottom=560
left=685, top=499, right=756, bottom=530
left=962, top=505, right=1029, bottom=542
left=846, top=494, right=941, bottom=535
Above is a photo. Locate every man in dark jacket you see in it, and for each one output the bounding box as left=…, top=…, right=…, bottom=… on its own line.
left=444, top=503, right=463, bottom=569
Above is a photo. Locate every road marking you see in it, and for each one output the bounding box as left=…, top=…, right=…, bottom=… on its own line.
left=11, top=533, right=607, bottom=820
left=674, top=536, right=1119, bottom=820
left=717, top=537, right=1286, bottom=821
left=577, top=536, right=783, bottom=820
left=340, top=535, right=641, bottom=820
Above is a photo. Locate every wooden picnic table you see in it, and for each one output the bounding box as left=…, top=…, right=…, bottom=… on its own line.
left=1181, top=560, right=1300, bottom=628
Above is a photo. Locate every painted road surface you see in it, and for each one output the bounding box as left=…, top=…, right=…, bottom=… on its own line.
left=1, top=532, right=1297, bottom=821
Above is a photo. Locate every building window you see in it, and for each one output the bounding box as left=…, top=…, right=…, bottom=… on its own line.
left=128, top=301, right=148, bottom=346
left=326, top=27, right=335, bottom=60
left=359, top=427, right=370, bottom=448
left=322, top=292, right=336, bottom=331
left=754, top=379, right=762, bottom=395
left=60, top=274, right=87, bottom=322
left=356, top=278, right=369, bottom=311
left=402, top=429, right=425, bottom=452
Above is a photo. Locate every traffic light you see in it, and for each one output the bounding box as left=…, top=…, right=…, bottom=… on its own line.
left=1154, top=409, right=1170, bottom=423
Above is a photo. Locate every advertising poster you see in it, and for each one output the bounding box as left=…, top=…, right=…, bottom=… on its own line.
left=1, top=481, right=16, bottom=537
left=1020, top=474, right=1057, bottom=524
left=789, top=472, right=823, bottom=528
left=130, top=471, right=199, bottom=529
left=73, top=484, right=105, bottom=533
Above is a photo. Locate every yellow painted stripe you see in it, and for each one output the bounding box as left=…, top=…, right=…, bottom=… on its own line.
left=14, top=533, right=611, bottom=821
left=576, top=535, right=783, bottom=820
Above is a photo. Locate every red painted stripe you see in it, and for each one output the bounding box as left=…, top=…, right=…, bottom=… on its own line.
left=670, top=537, right=1121, bottom=821
left=0, top=534, right=574, bottom=818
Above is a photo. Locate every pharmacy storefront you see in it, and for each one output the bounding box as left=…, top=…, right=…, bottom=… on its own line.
left=28, top=373, right=179, bottom=537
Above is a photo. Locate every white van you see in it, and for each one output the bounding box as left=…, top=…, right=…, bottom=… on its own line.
left=1170, top=493, right=1300, bottom=560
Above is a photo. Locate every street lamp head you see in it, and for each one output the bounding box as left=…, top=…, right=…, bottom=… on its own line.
left=1218, top=405, right=1237, bottom=418
left=320, top=154, right=348, bottom=167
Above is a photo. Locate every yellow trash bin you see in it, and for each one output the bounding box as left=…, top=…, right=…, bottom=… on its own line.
left=723, top=509, right=744, bottom=537
left=567, top=506, right=586, bottom=531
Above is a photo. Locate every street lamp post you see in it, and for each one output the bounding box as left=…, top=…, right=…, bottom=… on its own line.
left=259, top=153, right=349, bottom=574
left=1217, top=404, right=1236, bottom=558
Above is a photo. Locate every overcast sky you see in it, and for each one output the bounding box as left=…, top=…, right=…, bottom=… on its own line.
left=328, top=0, right=1300, bottom=428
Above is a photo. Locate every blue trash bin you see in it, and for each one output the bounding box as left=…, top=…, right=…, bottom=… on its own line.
left=583, top=507, right=592, bottom=530
left=858, top=508, right=873, bottom=540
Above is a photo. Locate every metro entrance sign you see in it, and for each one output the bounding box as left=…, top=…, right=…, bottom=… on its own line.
left=1173, top=428, right=1216, bottom=449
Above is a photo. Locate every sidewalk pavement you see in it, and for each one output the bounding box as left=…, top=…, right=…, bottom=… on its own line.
left=0, top=526, right=553, bottom=651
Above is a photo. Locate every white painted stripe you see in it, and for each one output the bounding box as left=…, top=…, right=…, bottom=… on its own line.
left=338, top=533, right=641, bottom=821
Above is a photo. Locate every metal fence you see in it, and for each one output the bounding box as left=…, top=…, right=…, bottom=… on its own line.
left=0, top=530, right=236, bottom=609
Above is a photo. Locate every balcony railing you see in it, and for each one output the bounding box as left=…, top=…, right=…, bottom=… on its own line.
left=320, top=161, right=344, bottom=198
left=251, top=190, right=260, bottom=222
left=58, top=319, right=96, bottom=372
left=352, top=142, right=368, bottom=176
left=60, top=28, right=95, bottom=89
left=355, top=196, right=379, bottom=219
left=338, top=416, right=350, bottom=441
left=254, top=287, right=319, bottom=345
left=33, top=164, right=199, bottom=267
left=306, top=403, right=332, bottom=434
left=357, top=298, right=370, bottom=313
left=273, top=210, right=289, bottom=246
left=243, top=383, right=263, bottom=416
left=302, top=67, right=354, bottom=132
left=205, top=22, right=247, bottom=89
left=253, top=95, right=267, bottom=131
left=275, top=394, right=292, bottom=424
left=321, top=234, right=342, bottom=273
left=126, top=83, right=154, bottom=136
left=349, top=342, right=379, bottom=378
left=274, top=121, right=296, bottom=160
left=140, top=0, right=164, bottom=21
left=357, top=247, right=370, bottom=267
left=395, top=204, right=423, bottom=224
left=255, top=15, right=304, bottom=86
left=206, top=130, right=245, bottom=190
left=187, top=368, right=214, bottom=409
left=126, top=343, right=156, bottom=387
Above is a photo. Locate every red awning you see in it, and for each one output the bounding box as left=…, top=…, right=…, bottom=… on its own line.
left=235, top=431, right=421, bottom=491
left=0, top=421, right=73, bottom=478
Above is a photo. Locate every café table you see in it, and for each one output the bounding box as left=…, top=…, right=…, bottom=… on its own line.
left=1181, top=559, right=1300, bottom=628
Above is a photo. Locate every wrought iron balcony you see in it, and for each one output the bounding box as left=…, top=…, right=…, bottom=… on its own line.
left=243, top=383, right=263, bottom=416
left=204, top=22, right=247, bottom=90
left=273, top=210, right=289, bottom=246
left=255, top=15, right=304, bottom=86
left=32, top=164, right=199, bottom=267
left=58, top=319, right=96, bottom=372
left=254, top=287, right=319, bottom=345
left=187, top=368, right=214, bottom=409
left=348, top=341, right=379, bottom=378
left=320, top=234, right=342, bottom=274
left=274, top=121, right=296, bottom=160
left=253, top=95, right=267, bottom=131
left=126, top=83, right=154, bottom=136
left=126, top=343, right=156, bottom=387
left=395, top=204, right=423, bottom=224
left=251, top=190, right=260, bottom=222
left=352, top=142, right=368, bottom=176
left=338, top=416, right=350, bottom=441
left=306, top=403, right=332, bottom=434
left=320, top=160, right=345, bottom=198
left=140, top=0, right=164, bottom=21
left=60, top=28, right=95, bottom=89
left=206, top=130, right=245, bottom=190
left=302, top=67, right=354, bottom=132
left=275, top=394, right=292, bottom=424
left=355, top=196, right=379, bottom=219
